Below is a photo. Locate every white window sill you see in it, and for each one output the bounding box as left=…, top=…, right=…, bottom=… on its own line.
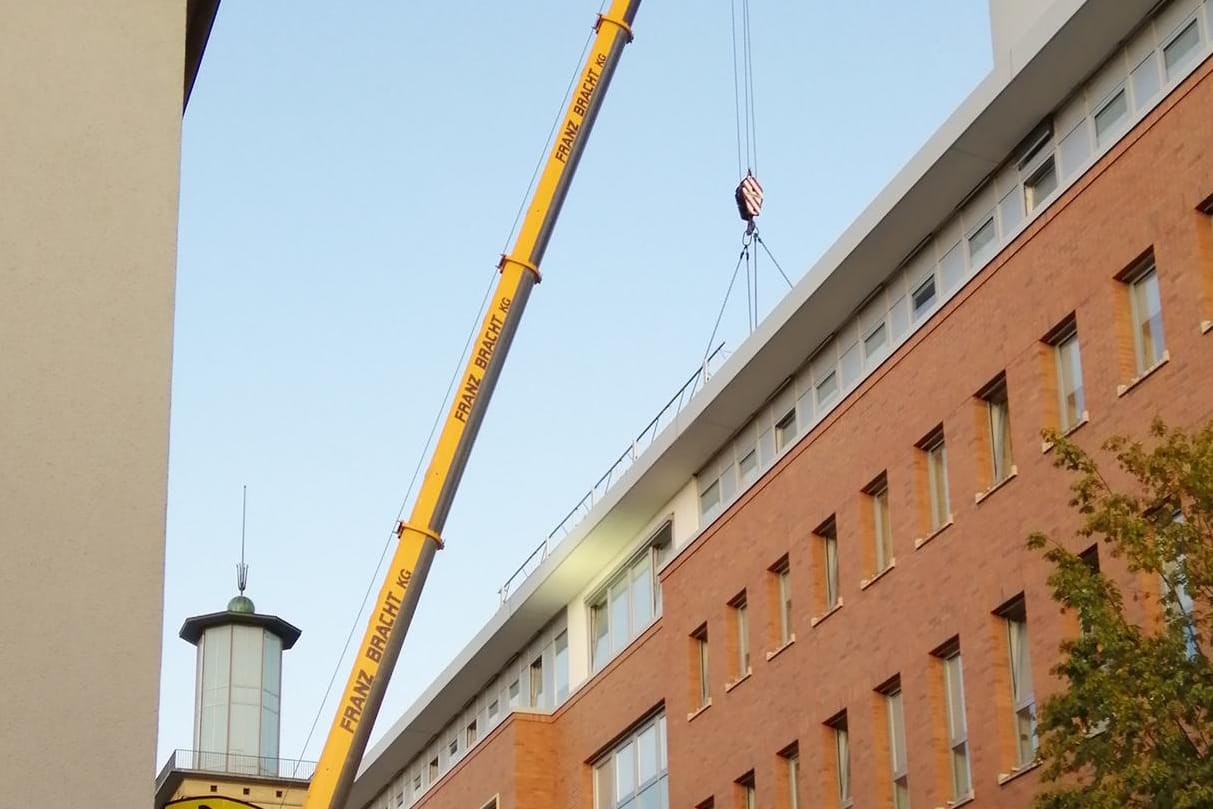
left=724, top=670, right=753, bottom=693
left=915, top=517, right=954, bottom=549
left=810, top=600, right=844, bottom=627
left=860, top=560, right=896, bottom=590
left=1042, top=412, right=1089, bottom=453
left=997, top=760, right=1041, bottom=785
left=933, top=792, right=976, bottom=809
left=1117, top=351, right=1169, bottom=397
left=765, top=635, right=796, bottom=662
left=687, top=699, right=712, bottom=722
left=1202, top=320, right=1212, bottom=334
left=975, top=467, right=1018, bottom=504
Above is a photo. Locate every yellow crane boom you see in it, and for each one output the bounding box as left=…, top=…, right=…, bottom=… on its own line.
left=302, top=3, right=641, bottom=807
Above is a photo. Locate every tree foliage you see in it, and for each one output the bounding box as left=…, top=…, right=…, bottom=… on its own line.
left=1029, top=418, right=1213, bottom=808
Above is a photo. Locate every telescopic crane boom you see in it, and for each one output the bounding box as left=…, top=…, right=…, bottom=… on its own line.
left=301, top=3, right=641, bottom=807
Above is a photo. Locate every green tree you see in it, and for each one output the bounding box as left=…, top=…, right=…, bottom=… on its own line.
left=1029, top=418, right=1213, bottom=808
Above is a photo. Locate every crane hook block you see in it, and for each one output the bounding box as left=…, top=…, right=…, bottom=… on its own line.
left=735, top=171, right=764, bottom=223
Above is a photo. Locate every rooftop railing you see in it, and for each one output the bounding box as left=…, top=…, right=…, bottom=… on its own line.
left=159, top=748, right=317, bottom=784
left=498, top=343, right=726, bottom=604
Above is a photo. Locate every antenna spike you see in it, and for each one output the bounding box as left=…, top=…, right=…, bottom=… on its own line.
left=237, top=485, right=249, bottom=595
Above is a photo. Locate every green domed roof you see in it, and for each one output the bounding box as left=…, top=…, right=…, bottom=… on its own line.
left=227, top=594, right=256, bottom=614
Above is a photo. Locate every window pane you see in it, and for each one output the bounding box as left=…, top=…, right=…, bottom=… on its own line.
left=1131, top=268, right=1165, bottom=371
left=835, top=725, right=851, bottom=802
left=632, top=555, right=653, bottom=631
left=1056, top=331, right=1085, bottom=430
left=1058, top=120, right=1090, bottom=178
left=1025, top=157, right=1057, bottom=212
left=939, top=241, right=965, bottom=293
left=1094, top=88, right=1128, bottom=145
left=840, top=342, right=861, bottom=390
left=864, top=321, right=888, bottom=363
left=615, top=740, right=637, bottom=799
left=911, top=275, right=937, bottom=319
left=967, top=219, right=996, bottom=266
left=1164, top=20, right=1200, bottom=77
left=736, top=601, right=749, bottom=673
left=637, top=724, right=658, bottom=785
left=951, top=742, right=971, bottom=798
left=816, top=370, right=838, bottom=408
left=825, top=534, right=839, bottom=607
left=596, top=758, right=616, bottom=809
left=591, top=602, right=609, bottom=669
left=887, top=689, right=907, bottom=773
left=778, top=570, right=792, bottom=644
left=699, top=479, right=720, bottom=519
left=775, top=411, right=797, bottom=452
left=554, top=631, right=569, bottom=702
left=610, top=582, right=630, bottom=654
left=1132, top=53, right=1161, bottom=106
left=738, top=448, right=758, bottom=486
left=874, top=485, right=892, bottom=571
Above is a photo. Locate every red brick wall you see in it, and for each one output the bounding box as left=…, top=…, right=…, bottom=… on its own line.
left=377, top=52, right=1213, bottom=809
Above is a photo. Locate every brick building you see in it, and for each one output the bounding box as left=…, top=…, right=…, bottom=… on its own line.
left=347, top=1, right=1213, bottom=808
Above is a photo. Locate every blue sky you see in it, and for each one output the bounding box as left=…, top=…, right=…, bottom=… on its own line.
left=163, top=0, right=992, bottom=767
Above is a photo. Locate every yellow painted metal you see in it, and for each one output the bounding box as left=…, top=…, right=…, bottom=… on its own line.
left=301, top=2, right=637, bottom=808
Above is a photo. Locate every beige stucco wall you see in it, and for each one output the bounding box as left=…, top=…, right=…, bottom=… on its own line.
left=0, top=2, right=185, bottom=807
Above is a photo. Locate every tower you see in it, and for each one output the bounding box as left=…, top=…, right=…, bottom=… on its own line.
left=179, top=591, right=301, bottom=776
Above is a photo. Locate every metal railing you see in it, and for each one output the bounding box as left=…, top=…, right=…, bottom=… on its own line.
left=163, top=748, right=317, bottom=781
left=498, top=343, right=727, bottom=604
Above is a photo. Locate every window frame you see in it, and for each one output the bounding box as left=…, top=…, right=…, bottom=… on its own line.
left=882, top=682, right=910, bottom=809
left=692, top=624, right=711, bottom=709
left=940, top=646, right=972, bottom=801
left=865, top=473, right=893, bottom=574
left=920, top=427, right=951, bottom=532
left=980, top=375, right=1015, bottom=486
left=592, top=713, right=668, bottom=809
left=826, top=711, right=851, bottom=808
left=1048, top=318, right=1086, bottom=432
left=997, top=595, right=1037, bottom=767
left=730, top=590, right=750, bottom=678
left=588, top=525, right=671, bottom=670
left=1125, top=259, right=1166, bottom=374
left=815, top=516, right=840, bottom=611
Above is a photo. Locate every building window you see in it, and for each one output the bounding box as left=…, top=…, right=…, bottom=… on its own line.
left=816, top=369, right=839, bottom=408
left=865, top=473, right=893, bottom=575
left=466, top=719, right=478, bottom=747
left=488, top=699, right=499, bottom=723
left=1048, top=318, right=1086, bottom=431
left=692, top=624, right=710, bottom=708
left=937, top=644, right=971, bottom=801
left=589, top=530, right=668, bottom=670
left=911, top=274, right=937, bottom=320
left=864, top=319, right=888, bottom=361
left=507, top=679, right=520, bottom=709
left=730, top=591, right=750, bottom=679
left=593, top=713, right=668, bottom=809
left=554, top=631, right=569, bottom=703
left=428, top=757, right=439, bottom=783
left=968, top=216, right=996, bottom=264
left=771, top=556, right=793, bottom=646
left=981, top=375, right=1014, bottom=486
left=700, top=479, right=721, bottom=520
left=1163, top=18, right=1200, bottom=78
left=736, top=772, right=756, bottom=809
left=739, top=447, right=759, bottom=487
left=413, top=773, right=422, bottom=793
left=448, top=737, right=458, bottom=757
left=1024, top=156, right=1058, bottom=212
left=882, top=681, right=910, bottom=809
left=998, top=596, right=1037, bottom=766
left=919, top=427, right=950, bottom=532
left=781, top=745, right=800, bottom=809
left=1094, top=87, right=1128, bottom=145
left=814, top=516, right=840, bottom=612
left=1164, top=513, right=1198, bottom=658
left=529, top=656, right=544, bottom=708
left=1125, top=259, right=1166, bottom=374
left=775, top=409, right=797, bottom=453
left=826, top=712, right=851, bottom=808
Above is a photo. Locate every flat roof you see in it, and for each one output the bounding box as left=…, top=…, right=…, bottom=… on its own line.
left=348, top=1, right=1158, bottom=804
